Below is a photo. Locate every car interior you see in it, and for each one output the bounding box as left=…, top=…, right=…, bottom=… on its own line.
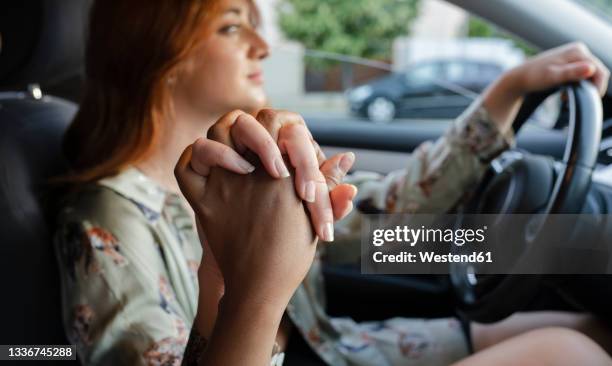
left=0, top=0, right=87, bottom=352
left=1, top=0, right=612, bottom=364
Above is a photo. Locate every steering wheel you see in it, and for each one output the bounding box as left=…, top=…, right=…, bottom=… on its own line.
left=450, top=80, right=603, bottom=323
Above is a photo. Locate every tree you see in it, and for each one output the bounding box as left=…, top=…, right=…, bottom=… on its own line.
left=278, top=0, right=420, bottom=85
left=467, top=16, right=536, bottom=56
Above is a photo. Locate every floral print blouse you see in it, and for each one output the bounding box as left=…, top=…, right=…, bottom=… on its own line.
left=54, top=98, right=513, bottom=366
left=55, top=169, right=202, bottom=365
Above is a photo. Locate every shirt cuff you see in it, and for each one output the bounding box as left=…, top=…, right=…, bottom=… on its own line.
left=449, top=98, right=516, bottom=163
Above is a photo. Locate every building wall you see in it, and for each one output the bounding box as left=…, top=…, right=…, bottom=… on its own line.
left=257, top=0, right=305, bottom=100
left=394, top=0, right=524, bottom=70
left=410, top=0, right=468, bottom=39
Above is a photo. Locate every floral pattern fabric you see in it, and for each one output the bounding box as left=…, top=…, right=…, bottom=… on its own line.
left=54, top=98, right=513, bottom=366
left=55, top=169, right=202, bottom=366
left=286, top=98, right=513, bottom=366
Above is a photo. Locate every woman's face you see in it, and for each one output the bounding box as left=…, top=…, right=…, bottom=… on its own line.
left=174, top=0, right=269, bottom=119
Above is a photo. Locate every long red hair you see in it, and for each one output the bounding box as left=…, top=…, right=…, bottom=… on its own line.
left=62, top=0, right=258, bottom=183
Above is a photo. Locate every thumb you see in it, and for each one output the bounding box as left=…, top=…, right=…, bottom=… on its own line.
left=174, top=143, right=208, bottom=214
left=320, top=152, right=355, bottom=190
left=330, top=184, right=358, bottom=220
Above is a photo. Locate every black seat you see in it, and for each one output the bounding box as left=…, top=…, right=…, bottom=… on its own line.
left=0, top=0, right=89, bottom=353
left=0, top=91, right=76, bottom=346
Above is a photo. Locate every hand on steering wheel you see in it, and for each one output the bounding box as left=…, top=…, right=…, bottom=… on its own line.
left=482, top=42, right=609, bottom=135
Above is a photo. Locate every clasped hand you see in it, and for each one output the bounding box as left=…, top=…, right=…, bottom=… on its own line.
left=175, top=109, right=357, bottom=313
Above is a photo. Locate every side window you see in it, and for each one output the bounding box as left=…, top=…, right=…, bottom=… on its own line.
left=480, top=64, right=502, bottom=80
left=261, top=1, right=537, bottom=124
left=445, top=62, right=465, bottom=83
left=463, top=63, right=481, bottom=81
left=405, top=64, right=439, bottom=86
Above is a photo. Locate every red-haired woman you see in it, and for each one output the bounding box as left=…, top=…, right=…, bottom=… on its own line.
left=54, top=0, right=612, bottom=364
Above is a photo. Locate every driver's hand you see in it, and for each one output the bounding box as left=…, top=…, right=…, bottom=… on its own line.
left=482, top=42, right=610, bottom=133
left=516, top=42, right=609, bottom=96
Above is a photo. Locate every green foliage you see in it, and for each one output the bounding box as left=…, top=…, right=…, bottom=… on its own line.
left=467, top=16, right=537, bottom=56
left=278, top=0, right=419, bottom=68
left=467, top=16, right=495, bottom=38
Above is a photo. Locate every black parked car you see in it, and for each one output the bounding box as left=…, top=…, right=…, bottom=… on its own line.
left=347, top=59, right=504, bottom=122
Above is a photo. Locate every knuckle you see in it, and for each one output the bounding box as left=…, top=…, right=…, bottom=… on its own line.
left=283, top=112, right=308, bottom=130
left=569, top=49, right=582, bottom=60
left=222, top=109, right=245, bottom=126
left=257, top=109, right=283, bottom=134
left=192, top=136, right=207, bottom=150
left=256, top=108, right=276, bottom=123
left=173, top=164, right=182, bottom=181
left=297, top=125, right=314, bottom=143
left=326, top=174, right=341, bottom=187
left=575, top=41, right=588, bottom=52
left=570, top=42, right=589, bottom=57
left=296, top=153, right=319, bottom=170
left=191, top=139, right=208, bottom=161
left=546, top=64, right=561, bottom=79
left=269, top=119, right=283, bottom=135
left=234, top=113, right=251, bottom=126
left=297, top=114, right=307, bottom=126
left=208, top=124, right=223, bottom=141
left=315, top=172, right=328, bottom=184
left=294, top=122, right=309, bottom=134
left=209, top=110, right=244, bottom=140
left=283, top=122, right=303, bottom=137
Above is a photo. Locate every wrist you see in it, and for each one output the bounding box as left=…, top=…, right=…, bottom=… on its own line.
left=202, top=287, right=287, bottom=365
left=221, top=290, right=287, bottom=325
left=224, top=271, right=297, bottom=312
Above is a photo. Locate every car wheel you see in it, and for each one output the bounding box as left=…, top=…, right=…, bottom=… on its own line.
left=366, top=97, right=395, bottom=123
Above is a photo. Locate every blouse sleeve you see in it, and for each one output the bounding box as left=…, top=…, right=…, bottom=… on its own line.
left=54, top=200, right=190, bottom=365
left=330, top=99, right=515, bottom=261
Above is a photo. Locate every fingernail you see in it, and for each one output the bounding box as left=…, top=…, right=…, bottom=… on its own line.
left=322, top=222, right=334, bottom=242
left=339, top=152, right=355, bottom=174
left=274, top=157, right=290, bottom=178
left=304, top=181, right=316, bottom=203
left=586, top=63, right=596, bottom=74
left=237, top=159, right=255, bottom=173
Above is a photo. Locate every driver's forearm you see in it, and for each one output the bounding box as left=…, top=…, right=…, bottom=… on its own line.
left=198, top=294, right=285, bottom=366
left=481, top=67, right=525, bottom=134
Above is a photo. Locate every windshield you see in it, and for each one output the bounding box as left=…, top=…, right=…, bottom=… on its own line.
left=572, top=0, right=612, bottom=22
left=261, top=0, right=561, bottom=127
